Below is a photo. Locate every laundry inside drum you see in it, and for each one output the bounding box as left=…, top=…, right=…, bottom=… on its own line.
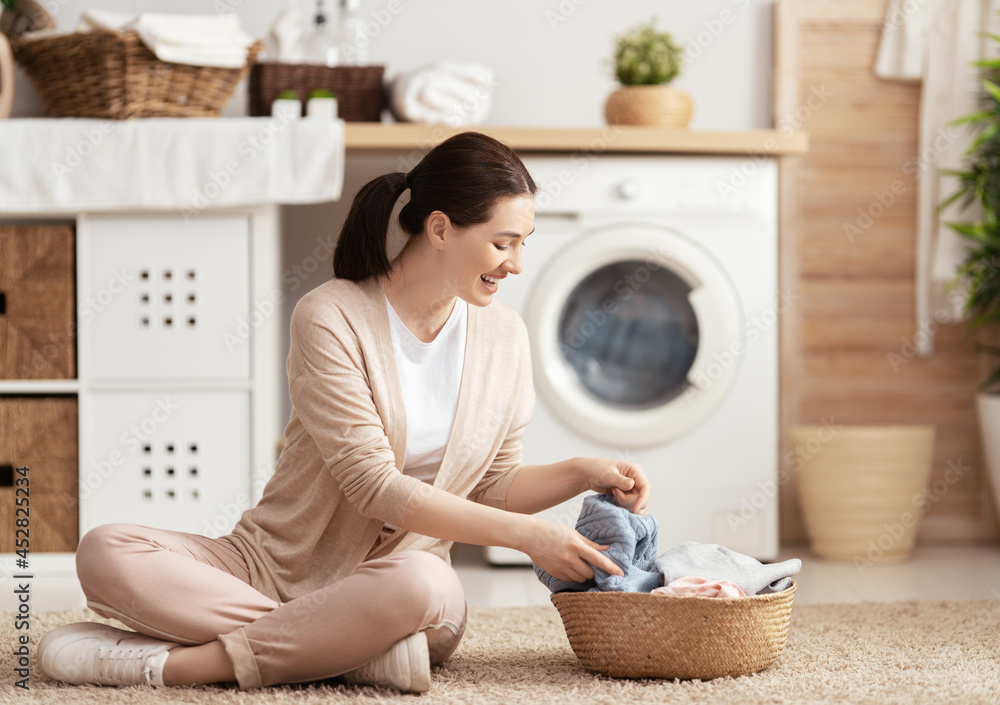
left=557, top=260, right=699, bottom=409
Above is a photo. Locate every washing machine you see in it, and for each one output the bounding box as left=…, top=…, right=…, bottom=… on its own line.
left=486, top=154, right=780, bottom=564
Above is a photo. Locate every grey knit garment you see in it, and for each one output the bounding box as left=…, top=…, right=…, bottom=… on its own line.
left=655, top=541, right=801, bottom=595
left=534, top=493, right=661, bottom=593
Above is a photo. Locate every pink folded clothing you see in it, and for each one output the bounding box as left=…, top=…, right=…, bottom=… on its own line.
left=651, top=575, right=747, bottom=598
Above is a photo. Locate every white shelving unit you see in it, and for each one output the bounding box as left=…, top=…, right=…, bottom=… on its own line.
left=0, top=206, right=284, bottom=610
left=0, top=116, right=344, bottom=612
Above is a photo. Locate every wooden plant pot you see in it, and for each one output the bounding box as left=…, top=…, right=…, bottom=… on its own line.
left=604, top=85, right=693, bottom=127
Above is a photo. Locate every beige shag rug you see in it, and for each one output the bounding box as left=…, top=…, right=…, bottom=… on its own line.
left=2, top=601, right=999, bottom=704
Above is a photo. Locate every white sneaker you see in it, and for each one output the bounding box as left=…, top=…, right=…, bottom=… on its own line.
left=37, top=622, right=179, bottom=687
left=341, top=631, right=431, bottom=693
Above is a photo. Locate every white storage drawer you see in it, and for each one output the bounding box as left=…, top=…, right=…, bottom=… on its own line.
left=80, top=391, right=251, bottom=536
left=79, top=213, right=251, bottom=380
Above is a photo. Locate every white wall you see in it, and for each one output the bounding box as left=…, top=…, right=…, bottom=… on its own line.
left=10, top=0, right=774, bottom=128
left=5, top=0, right=776, bottom=431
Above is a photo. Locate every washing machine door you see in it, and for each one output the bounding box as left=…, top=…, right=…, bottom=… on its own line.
left=526, top=223, right=743, bottom=448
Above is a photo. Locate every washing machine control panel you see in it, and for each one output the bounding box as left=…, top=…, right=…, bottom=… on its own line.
left=526, top=155, right=771, bottom=218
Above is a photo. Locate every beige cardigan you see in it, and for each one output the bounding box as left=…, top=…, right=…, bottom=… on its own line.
left=227, top=276, right=535, bottom=603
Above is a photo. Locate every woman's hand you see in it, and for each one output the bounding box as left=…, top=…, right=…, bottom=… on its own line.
left=577, top=457, right=652, bottom=515
left=521, top=517, right=623, bottom=583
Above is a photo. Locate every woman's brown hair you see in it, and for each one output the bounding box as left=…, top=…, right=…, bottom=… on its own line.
left=332, top=132, right=537, bottom=281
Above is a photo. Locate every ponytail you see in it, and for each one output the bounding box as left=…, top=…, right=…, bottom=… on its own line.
left=332, top=171, right=408, bottom=281
left=332, top=132, right=537, bottom=282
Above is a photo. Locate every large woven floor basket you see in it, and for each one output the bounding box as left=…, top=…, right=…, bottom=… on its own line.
left=11, top=29, right=261, bottom=118
left=551, top=581, right=796, bottom=680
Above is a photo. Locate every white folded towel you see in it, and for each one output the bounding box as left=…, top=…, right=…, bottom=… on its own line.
left=74, top=9, right=256, bottom=68
left=74, top=9, right=136, bottom=32
left=389, top=62, right=495, bottom=127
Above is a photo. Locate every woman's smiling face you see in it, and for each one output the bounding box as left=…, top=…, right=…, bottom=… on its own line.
left=436, top=194, right=535, bottom=307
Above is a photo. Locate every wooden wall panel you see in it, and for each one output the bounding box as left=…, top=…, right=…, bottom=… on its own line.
left=776, top=0, right=999, bottom=545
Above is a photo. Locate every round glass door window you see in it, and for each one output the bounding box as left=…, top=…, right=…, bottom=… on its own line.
left=557, top=260, right=699, bottom=409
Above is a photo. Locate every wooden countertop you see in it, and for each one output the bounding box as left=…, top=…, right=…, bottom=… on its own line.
left=344, top=124, right=807, bottom=155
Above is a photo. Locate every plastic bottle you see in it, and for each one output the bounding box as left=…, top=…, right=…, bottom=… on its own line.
left=304, top=0, right=339, bottom=66
left=339, top=0, right=368, bottom=65
left=263, top=0, right=306, bottom=62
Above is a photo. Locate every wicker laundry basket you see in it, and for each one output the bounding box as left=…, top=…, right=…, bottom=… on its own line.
left=550, top=581, right=796, bottom=680
left=10, top=29, right=262, bottom=118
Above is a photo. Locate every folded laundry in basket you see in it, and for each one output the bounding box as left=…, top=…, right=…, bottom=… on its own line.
left=655, top=542, right=801, bottom=596
left=652, top=575, right=747, bottom=598
left=534, top=493, right=660, bottom=594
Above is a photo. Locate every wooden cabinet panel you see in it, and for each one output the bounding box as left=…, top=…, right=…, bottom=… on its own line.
left=0, top=396, right=78, bottom=552
left=775, top=0, right=998, bottom=545
left=0, top=224, right=76, bottom=379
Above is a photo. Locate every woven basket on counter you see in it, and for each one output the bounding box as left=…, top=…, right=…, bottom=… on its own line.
left=10, top=29, right=262, bottom=119
left=550, top=580, right=796, bottom=680
left=248, top=62, right=384, bottom=122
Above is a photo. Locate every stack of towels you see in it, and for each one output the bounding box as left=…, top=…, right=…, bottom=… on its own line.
left=73, top=9, right=257, bottom=68
left=534, top=493, right=801, bottom=598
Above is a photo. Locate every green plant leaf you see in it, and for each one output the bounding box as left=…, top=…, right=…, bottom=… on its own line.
left=973, top=58, right=1000, bottom=70
left=945, top=221, right=990, bottom=241
left=1, top=0, right=15, bottom=12
left=979, top=359, right=1000, bottom=392
left=948, top=110, right=993, bottom=127
left=985, top=79, right=1000, bottom=105
left=940, top=27, right=1000, bottom=389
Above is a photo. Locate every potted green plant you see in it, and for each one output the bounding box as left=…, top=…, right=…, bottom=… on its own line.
left=941, top=42, right=1000, bottom=525
left=604, top=18, right=691, bottom=128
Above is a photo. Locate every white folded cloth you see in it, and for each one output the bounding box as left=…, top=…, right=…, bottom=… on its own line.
left=74, top=9, right=136, bottom=32
left=74, top=9, right=257, bottom=68
left=389, top=62, right=495, bottom=127
left=0, top=118, right=345, bottom=213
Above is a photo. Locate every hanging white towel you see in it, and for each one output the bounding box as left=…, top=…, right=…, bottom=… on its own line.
left=874, top=0, right=930, bottom=80
left=875, top=0, right=1000, bottom=356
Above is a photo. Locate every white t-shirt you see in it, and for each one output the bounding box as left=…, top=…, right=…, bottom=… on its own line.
left=385, top=295, right=467, bottom=485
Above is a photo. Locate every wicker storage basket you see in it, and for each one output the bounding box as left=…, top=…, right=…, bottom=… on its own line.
left=0, top=396, right=78, bottom=553
left=0, top=223, right=75, bottom=379
left=551, top=581, right=796, bottom=680
left=248, top=62, right=385, bottom=121
left=10, top=29, right=262, bottom=119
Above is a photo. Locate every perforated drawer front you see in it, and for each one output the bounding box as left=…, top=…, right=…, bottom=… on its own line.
left=81, top=392, right=250, bottom=537
left=0, top=396, right=78, bottom=552
left=80, top=214, right=250, bottom=380
left=0, top=224, right=76, bottom=380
